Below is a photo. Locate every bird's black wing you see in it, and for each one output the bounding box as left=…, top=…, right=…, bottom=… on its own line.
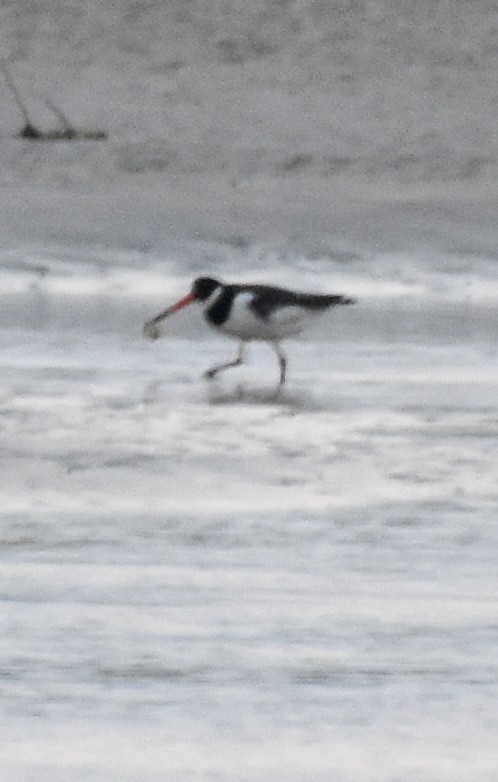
left=241, top=284, right=355, bottom=321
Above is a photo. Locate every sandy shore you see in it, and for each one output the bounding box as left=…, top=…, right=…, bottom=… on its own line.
left=2, top=172, right=498, bottom=259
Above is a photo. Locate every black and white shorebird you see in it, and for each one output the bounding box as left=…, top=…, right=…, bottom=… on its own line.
left=144, top=277, right=355, bottom=387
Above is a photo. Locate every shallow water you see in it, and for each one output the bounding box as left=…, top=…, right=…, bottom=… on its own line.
left=1, top=250, right=498, bottom=779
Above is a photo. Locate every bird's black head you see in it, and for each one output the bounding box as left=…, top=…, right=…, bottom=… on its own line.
left=191, top=277, right=221, bottom=302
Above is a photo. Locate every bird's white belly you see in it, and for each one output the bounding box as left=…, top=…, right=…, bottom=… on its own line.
left=214, top=294, right=318, bottom=341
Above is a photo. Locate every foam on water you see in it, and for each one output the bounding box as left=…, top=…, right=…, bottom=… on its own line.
left=0, top=240, right=497, bottom=780
left=2, top=2, right=498, bottom=776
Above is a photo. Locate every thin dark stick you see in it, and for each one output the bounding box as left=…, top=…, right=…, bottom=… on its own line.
left=45, top=97, right=107, bottom=139
left=1, top=59, right=41, bottom=137
left=44, top=96, right=76, bottom=137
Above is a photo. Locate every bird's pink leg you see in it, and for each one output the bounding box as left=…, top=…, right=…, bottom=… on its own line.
left=204, top=343, right=246, bottom=380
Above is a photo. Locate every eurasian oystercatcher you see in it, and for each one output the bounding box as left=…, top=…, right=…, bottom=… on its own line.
left=144, top=277, right=355, bottom=386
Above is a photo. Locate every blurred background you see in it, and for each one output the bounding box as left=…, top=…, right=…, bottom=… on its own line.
left=0, top=0, right=497, bottom=186
left=0, top=0, right=497, bottom=251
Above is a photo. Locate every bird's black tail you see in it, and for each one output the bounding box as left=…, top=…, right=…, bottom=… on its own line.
left=286, top=292, right=356, bottom=310
left=323, top=294, right=356, bottom=307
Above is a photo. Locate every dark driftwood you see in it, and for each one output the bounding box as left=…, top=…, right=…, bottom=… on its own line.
left=2, top=60, right=107, bottom=142
left=19, top=124, right=107, bottom=142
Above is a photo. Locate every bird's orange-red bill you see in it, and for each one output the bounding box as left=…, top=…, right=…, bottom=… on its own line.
left=167, top=292, right=195, bottom=315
